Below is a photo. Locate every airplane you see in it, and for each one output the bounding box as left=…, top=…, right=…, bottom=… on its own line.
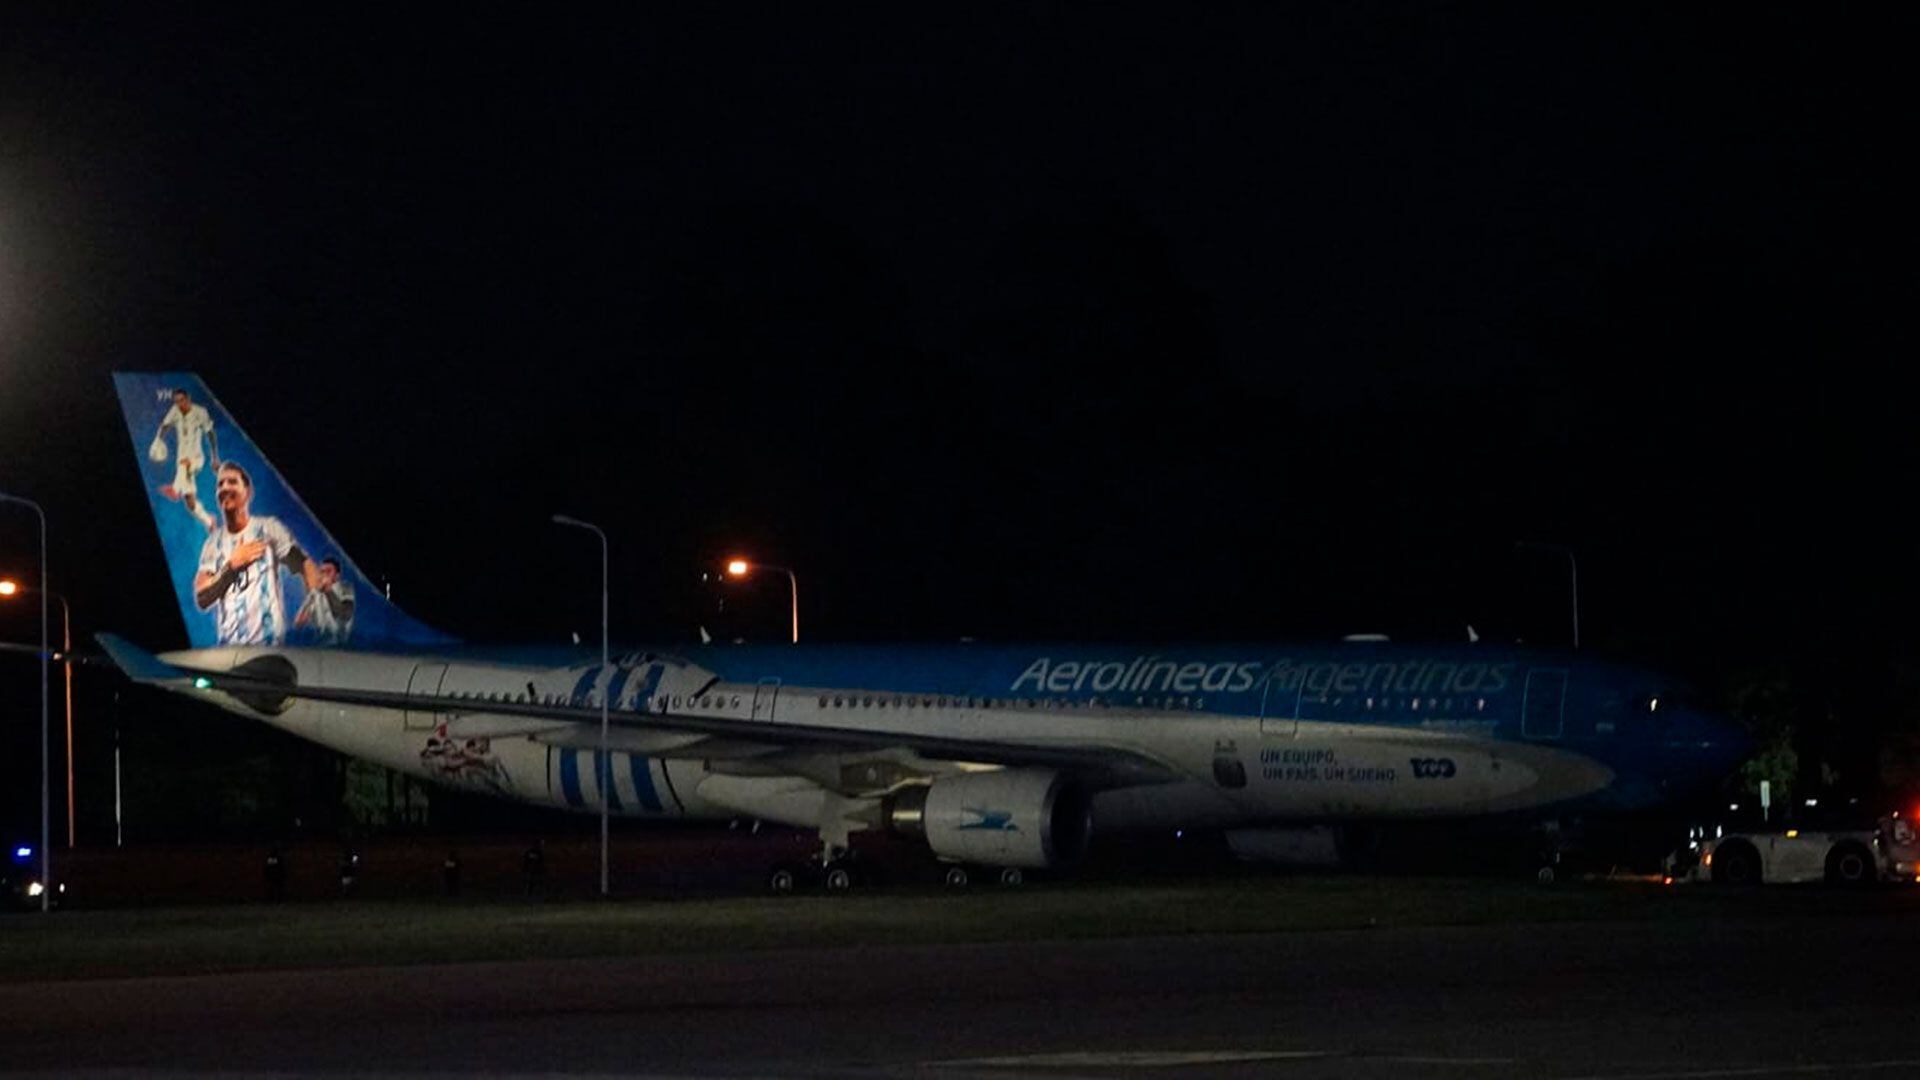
left=101, top=372, right=1751, bottom=889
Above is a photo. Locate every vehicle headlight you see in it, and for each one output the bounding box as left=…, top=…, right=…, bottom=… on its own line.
left=26, top=881, right=44, bottom=898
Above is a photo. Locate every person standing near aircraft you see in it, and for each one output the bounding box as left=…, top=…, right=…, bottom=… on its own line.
left=193, top=461, right=322, bottom=645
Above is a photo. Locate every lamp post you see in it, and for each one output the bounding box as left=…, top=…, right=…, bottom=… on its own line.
left=0, top=580, right=74, bottom=847
left=724, top=558, right=799, bottom=643
left=0, top=492, right=50, bottom=912
left=551, top=514, right=610, bottom=897
left=1515, top=541, right=1579, bottom=650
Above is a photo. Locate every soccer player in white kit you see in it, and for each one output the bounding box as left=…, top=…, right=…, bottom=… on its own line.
left=154, top=387, right=220, bottom=530
left=294, top=556, right=356, bottom=643
left=193, top=461, right=322, bottom=645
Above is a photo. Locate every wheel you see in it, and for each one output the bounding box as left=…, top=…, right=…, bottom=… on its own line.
left=824, top=865, right=854, bottom=892
left=999, top=867, right=1025, bottom=887
left=1826, top=843, right=1876, bottom=886
left=943, top=865, right=970, bottom=889
left=767, top=864, right=801, bottom=895
left=1535, top=865, right=1556, bottom=886
left=1713, top=841, right=1761, bottom=886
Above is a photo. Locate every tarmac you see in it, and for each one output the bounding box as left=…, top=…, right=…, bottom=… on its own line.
left=4, top=887, right=1918, bottom=1077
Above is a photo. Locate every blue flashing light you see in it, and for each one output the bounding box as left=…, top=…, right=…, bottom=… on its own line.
left=12, top=845, right=30, bottom=861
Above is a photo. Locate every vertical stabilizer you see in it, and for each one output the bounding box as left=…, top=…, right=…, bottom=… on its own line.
left=113, top=373, right=456, bottom=649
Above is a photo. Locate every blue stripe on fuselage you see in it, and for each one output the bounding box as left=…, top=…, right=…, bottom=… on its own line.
left=605, top=665, right=636, bottom=709
left=559, top=748, right=584, bottom=808
left=630, top=755, right=662, bottom=813
left=633, top=665, right=663, bottom=710
left=597, top=750, right=621, bottom=812
left=568, top=666, right=601, bottom=706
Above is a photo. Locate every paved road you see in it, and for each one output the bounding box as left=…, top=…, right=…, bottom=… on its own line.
left=3, top=907, right=1916, bottom=1077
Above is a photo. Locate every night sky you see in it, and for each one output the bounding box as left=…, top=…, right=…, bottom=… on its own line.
left=2, top=7, right=1914, bottom=835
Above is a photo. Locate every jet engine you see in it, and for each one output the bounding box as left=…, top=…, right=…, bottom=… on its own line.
left=888, top=769, right=1092, bottom=869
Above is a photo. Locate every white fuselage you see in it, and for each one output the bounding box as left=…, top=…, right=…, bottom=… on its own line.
left=162, top=646, right=1617, bottom=835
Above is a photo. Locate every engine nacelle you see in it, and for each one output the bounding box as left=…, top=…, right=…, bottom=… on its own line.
left=889, top=769, right=1091, bottom=869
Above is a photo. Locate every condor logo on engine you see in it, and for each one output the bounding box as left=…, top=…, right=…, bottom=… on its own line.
left=958, top=808, right=1018, bottom=831
left=1410, top=757, right=1457, bottom=779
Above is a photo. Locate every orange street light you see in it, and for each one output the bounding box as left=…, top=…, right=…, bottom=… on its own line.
left=0, top=492, right=51, bottom=913
left=0, top=578, right=76, bottom=849
left=723, top=558, right=799, bottom=644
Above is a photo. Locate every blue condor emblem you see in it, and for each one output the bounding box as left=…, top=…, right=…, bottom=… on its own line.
left=1409, top=757, right=1457, bottom=779
left=958, top=808, right=1018, bottom=831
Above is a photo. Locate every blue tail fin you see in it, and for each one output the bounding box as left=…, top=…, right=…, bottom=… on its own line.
left=113, top=373, right=456, bottom=649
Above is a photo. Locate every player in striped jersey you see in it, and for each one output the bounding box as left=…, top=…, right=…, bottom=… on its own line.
left=192, top=461, right=322, bottom=645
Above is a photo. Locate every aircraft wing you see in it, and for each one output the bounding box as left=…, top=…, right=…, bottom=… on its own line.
left=97, top=635, right=1177, bottom=785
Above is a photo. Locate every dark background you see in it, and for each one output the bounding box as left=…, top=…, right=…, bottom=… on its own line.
left=1, top=6, right=1914, bottom=843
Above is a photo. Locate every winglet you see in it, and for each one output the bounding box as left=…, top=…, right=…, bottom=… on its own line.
left=95, top=633, right=192, bottom=685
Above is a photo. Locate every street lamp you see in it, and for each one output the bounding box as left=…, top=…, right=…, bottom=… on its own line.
left=0, top=492, right=50, bottom=912
left=1515, top=541, right=1579, bottom=650
left=724, top=558, right=799, bottom=643
left=551, top=513, right=610, bottom=897
left=0, top=580, right=75, bottom=847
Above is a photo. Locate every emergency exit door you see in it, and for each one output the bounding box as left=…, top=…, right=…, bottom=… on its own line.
left=404, top=663, right=447, bottom=730
left=1258, top=670, right=1299, bottom=738
left=1522, top=668, right=1567, bottom=739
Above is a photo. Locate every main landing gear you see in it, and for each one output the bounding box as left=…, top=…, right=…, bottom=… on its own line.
left=765, top=846, right=865, bottom=895
left=940, top=864, right=1029, bottom=890
left=764, top=857, right=1034, bottom=895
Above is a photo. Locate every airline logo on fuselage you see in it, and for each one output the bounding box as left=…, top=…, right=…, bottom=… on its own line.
left=1011, top=656, right=1516, bottom=697
left=1012, top=657, right=1265, bottom=695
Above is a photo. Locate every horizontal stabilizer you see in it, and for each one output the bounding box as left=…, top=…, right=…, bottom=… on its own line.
left=95, top=634, right=192, bottom=685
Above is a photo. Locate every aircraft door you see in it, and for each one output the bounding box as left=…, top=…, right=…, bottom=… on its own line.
left=1522, top=669, right=1567, bottom=739
left=404, top=662, right=448, bottom=731
left=1258, top=670, right=1299, bottom=738
left=751, top=677, right=780, bottom=721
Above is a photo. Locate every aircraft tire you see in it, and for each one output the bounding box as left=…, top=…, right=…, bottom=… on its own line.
left=999, top=867, right=1025, bottom=887
left=1535, top=865, right=1556, bottom=886
left=943, top=865, right=970, bottom=889
left=767, top=864, right=803, bottom=896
